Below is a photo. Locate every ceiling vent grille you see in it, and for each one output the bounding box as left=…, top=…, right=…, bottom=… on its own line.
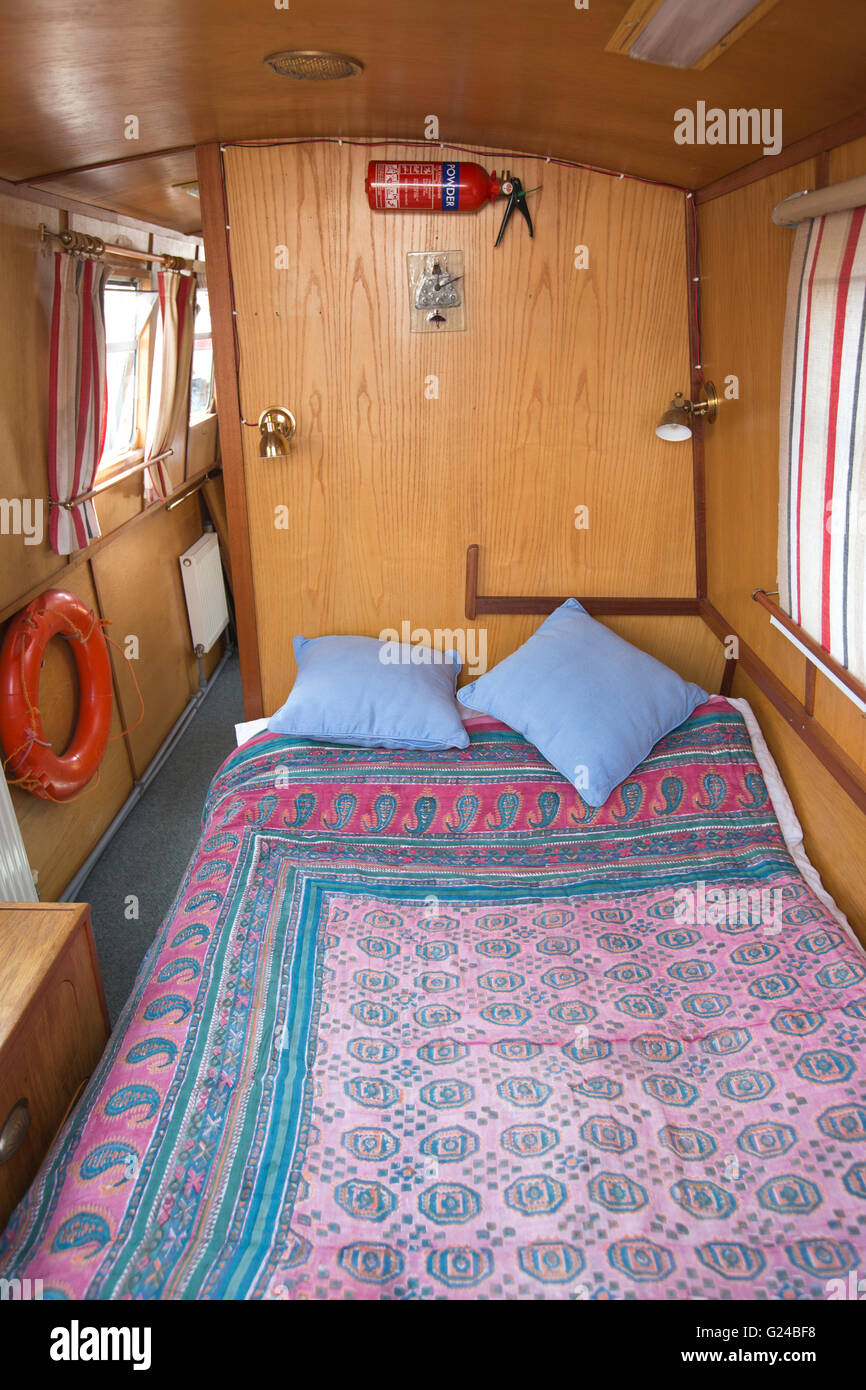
left=263, top=50, right=364, bottom=81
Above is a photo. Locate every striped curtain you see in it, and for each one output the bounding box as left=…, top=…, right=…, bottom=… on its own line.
left=47, top=253, right=108, bottom=555
left=778, top=206, right=866, bottom=683
left=143, top=270, right=195, bottom=501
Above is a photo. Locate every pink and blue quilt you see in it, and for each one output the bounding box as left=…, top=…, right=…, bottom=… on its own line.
left=2, top=697, right=865, bottom=1299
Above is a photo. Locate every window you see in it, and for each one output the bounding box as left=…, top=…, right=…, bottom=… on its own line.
left=101, top=279, right=156, bottom=463
left=778, top=206, right=866, bottom=688
left=189, top=287, right=214, bottom=419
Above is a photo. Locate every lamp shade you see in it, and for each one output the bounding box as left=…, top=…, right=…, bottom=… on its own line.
left=258, top=407, right=297, bottom=457
left=656, top=394, right=692, bottom=441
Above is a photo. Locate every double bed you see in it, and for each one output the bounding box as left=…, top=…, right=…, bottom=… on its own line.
left=2, top=696, right=864, bottom=1299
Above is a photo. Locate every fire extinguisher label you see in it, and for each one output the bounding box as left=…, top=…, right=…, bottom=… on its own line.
left=441, top=163, right=460, bottom=210
left=382, top=163, right=402, bottom=209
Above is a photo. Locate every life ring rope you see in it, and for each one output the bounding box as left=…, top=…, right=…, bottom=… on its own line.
left=1, top=593, right=145, bottom=802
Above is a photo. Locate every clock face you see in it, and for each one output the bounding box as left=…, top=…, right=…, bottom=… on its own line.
left=406, top=250, right=466, bottom=333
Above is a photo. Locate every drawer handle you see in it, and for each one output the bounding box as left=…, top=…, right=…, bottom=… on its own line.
left=0, top=1099, right=30, bottom=1164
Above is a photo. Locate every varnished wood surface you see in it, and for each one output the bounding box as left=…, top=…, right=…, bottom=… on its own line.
left=465, top=543, right=699, bottom=616
left=696, top=109, right=866, bottom=204
left=0, top=904, right=109, bottom=1231
left=3, top=1, right=866, bottom=230
left=221, top=140, right=694, bottom=715
left=731, top=672, right=866, bottom=941
left=90, top=499, right=220, bottom=776
left=196, top=143, right=263, bottom=717
left=700, top=602, right=866, bottom=819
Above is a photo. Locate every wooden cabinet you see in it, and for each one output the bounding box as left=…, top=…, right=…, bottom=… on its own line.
left=0, top=903, right=109, bottom=1232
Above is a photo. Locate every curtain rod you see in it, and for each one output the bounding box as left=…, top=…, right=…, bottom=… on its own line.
left=38, top=223, right=204, bottom=272
left=771, top=173, right=866, bottom=227
left=54, top=449, right=174, bottom=509
left=752, top=588, right=866, bottom=707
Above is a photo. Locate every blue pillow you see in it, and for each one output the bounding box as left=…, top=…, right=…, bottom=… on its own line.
left=268, top=635, right=469, bottom=750
left=459, top=599, right=707, bottom=805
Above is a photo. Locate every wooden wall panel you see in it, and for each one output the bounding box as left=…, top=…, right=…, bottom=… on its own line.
left=4, top=566, right=133, bottom=901
left=732, top=669, right=866, bottom=936
left=829, top=135, right=866, bottom=184
left=223, top=142, right=694, bottom=715
left=700, top=136, right=866, bottom=936
left=701, top=157, right=818, bottom=687
left=89, top=498, right=214, bottom=776
left=187, top=415, right=218, bottom=479
left=0, top=195, right=62, bottom=600
left=605, top=615, right=723, bottom=693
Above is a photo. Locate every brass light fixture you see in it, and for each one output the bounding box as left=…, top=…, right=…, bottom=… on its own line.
left=656, top=383, right=719, bottom=441
left=258, top=407, right=297, bottom=458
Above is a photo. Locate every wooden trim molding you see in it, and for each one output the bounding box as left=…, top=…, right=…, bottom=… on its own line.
left=0, top=464, right=222, bottom=628
left=0, top=174, right=196, bottom=240
left=699, top=599, right=866, bottom=815
left=465, top=544, right=700, bottom=620
left=752, top=588, right=866, bottom=706
left=720, top=655, right=737, bottom=697
left=685, top=197, right=707, bottom=598
left=195, top=142, right=263, bottom=719
left=695, top=109, right=866, bottom=205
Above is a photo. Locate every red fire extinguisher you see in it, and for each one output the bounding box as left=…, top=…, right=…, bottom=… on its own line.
left=366, top=160, right=500, bottom=211
left=365, top=161, right=534, bottom=245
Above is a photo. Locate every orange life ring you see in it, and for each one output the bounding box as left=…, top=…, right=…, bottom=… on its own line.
left=0, top=590, right=113, bottom=801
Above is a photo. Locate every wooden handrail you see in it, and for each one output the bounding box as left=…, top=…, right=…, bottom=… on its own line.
left=700, top=598, right=866, bottom=816
left=752, top=588, right=866, bottom=706
left=465, top=544, right=699, bottom=620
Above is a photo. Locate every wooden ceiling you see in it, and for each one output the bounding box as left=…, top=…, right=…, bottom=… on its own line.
left=0, top=0, right=864, bottom=232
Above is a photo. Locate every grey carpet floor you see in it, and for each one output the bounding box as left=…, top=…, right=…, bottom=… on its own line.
left=81, top=652, right=244, bottom=1026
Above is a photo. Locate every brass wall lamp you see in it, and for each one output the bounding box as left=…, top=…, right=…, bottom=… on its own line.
left=258, top=407, right=297, bottom=457
left=656, top=382, right=719, bottom=440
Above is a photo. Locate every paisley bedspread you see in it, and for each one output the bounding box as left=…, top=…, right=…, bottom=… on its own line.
left=3, top=696, right=865, bottom=1300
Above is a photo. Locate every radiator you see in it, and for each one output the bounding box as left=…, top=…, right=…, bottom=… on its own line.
left=0, top=764, right=37, bottom=902
left=179, top=531, right=229, bottom=655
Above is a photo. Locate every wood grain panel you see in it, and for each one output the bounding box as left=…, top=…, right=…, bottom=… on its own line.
left=732, top=670, right=866, bottom=942
left=2, top=567, right=133, bottom=901
left=187, top=415, right=218, bottom=480
left=222, top=141, right=693, bottom=715
left=196, top=143, right=262, bottom=716
left=700, top=158, right=819, bottom=694
left=827, top=134, right=866, bottom=186
left=603, top=615, right=723, bottom=692
left=0, top=196, right=63, bottom=600
left=89, top=499, right=212, bottom=775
